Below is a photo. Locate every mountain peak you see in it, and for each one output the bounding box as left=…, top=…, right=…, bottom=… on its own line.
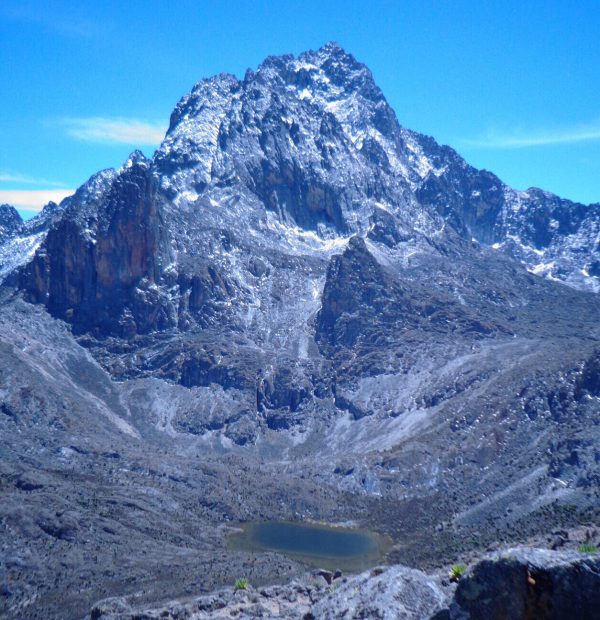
left=253, top=41, right=358, bottom=72
left=20, top=43, right=600, bottom=296
left=309, top=40, right=361, bottom=66
left=0, top=203, right=22, bottom=227
left=0, top=203, right=21, bottom=220
left=318, top=40, right=345, bottom=54
left=124, top=149, right=148, bottom=169
left=295, top=42, right=382, bottom=103
left=245, top=41, right=377, bottom=100
left=0, top=203, right=23, bottom=243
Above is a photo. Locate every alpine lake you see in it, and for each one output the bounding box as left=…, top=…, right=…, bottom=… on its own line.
left=228, top=521, right=391, bottom=571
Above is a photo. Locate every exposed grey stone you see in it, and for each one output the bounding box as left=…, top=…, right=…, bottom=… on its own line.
left=313, top=565, right=453, bottom=620
left=451, top=548, right=600, bottom=620
left=89, top=549, right=600, bottom=620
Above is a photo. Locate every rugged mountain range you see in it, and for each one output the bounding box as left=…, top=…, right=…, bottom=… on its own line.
left=0, top=43, right=599, bottom=619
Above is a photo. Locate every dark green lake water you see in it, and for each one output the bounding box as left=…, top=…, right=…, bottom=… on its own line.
left=228, top=521, right=388, bottom=571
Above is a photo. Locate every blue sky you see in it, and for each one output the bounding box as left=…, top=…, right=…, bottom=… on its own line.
left=1, top=0, right=599, bottom=218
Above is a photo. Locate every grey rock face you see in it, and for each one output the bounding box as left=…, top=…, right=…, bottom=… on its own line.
left=415, top=146, right=600, bottom=292
left=18, top=156, right=175, bottom=336
left=313, top=565, right=453, bottom=620
left=451, top=548, right=600, bottom=620
left=0, top=204, right=22, bottom=242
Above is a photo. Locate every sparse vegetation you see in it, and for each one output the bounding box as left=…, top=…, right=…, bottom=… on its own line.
left=449, top=563, right=467, bottom=581
left=578, top=544, right=598, bottom=553
left=234, top=578, right=250, bottom=591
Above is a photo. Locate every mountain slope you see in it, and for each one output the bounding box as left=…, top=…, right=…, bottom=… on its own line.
left=0, top=43, right=599, bottom=619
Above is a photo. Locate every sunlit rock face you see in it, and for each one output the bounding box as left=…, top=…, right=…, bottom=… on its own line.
left=1, top=43, right=599, bottom=445
left=0, top=41, right=597, bottom=442
left=6, top=43, right=599, bottom=340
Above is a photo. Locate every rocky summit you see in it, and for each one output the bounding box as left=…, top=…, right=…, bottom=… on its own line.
left=0, top=43, right=599, bottom=619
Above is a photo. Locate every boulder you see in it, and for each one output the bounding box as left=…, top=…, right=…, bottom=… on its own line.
left=451, top=548, right=600, bottom=620
left=311, top=564, right=453, bottom=620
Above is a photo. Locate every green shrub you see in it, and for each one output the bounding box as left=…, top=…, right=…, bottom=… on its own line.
left=578, top=544, right=598, bottom=553
left=234, top=578, right=250, bottom=591
left=449, top=563, right=467, bottom=581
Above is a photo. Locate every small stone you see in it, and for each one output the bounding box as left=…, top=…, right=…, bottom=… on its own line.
left=316, top=569, right=333, bottom=585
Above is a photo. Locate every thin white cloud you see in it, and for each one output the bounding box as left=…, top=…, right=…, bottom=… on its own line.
left=0, top=171, right=65, bottom=187
left=0, top=190, right=74, bottom=212
left=62, top=117, right=167, bottom=146
left=464, top=120, right=600, bottom=149
left=0, top=4, right=97, bottom=38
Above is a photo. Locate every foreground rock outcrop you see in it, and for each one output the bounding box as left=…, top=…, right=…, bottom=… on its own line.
left=90, top=547, right=600, bottom=619
left=451, top=548, right=600, bottom=620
